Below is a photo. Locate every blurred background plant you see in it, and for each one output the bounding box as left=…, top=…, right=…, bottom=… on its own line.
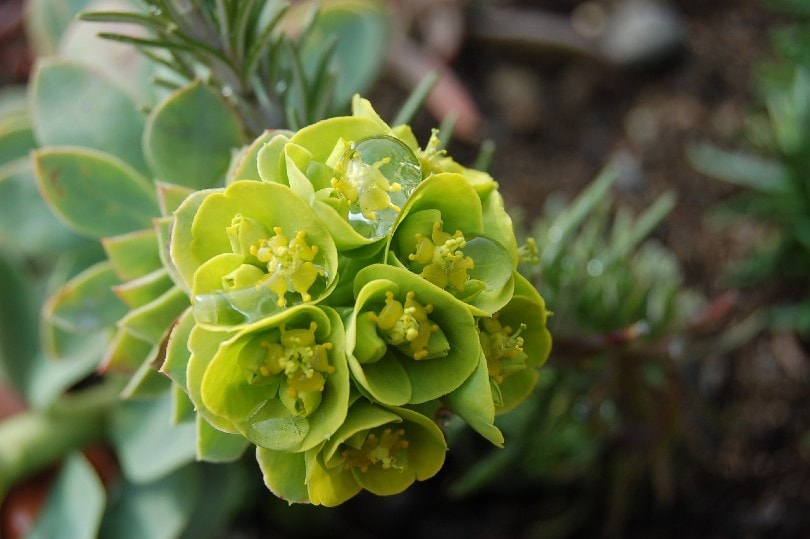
left=689, top=0, right=810, bottom=337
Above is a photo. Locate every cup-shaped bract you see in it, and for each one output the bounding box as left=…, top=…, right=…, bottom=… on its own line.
left=479, top=282, right=552, bottom=414
left=346, top=264, right=481, bottom=405
left=258, top=399, right=447, bottom=506
left=256, top=97, right=424, bottom=254
left=388, top=172, right=516, bottom=316
left=170, top=180, right=339, bottom=326
left=198, top=305, right=350, bottom=452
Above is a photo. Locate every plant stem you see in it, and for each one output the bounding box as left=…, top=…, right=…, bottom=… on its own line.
left=0, top=379, right=122, bottom=499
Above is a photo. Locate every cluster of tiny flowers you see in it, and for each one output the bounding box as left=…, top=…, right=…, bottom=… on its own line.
left=164, top=97, right=551, bottom=505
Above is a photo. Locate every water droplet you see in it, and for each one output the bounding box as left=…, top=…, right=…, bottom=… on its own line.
left=586, top=258, right=603, bottom=277
left=336, top=135, right=422, bottom=240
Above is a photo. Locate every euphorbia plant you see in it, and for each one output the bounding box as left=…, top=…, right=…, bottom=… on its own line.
left=2, top=0, right=551, bottom=521
left=156, top=96, right=551, bottom=502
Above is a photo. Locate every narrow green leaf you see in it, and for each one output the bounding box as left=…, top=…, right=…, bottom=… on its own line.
left=43, top=261, right=127, bottom=334
left=393, top=70, right=439, bottom=127
left=688, top=142, right=790, bottom=193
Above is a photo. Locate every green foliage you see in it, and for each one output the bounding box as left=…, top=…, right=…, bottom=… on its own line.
left=80, top=0, right=389, bottom=133
left=690, top=6, right=810, bottom=334
left=524, top=167, right=683, bottom=337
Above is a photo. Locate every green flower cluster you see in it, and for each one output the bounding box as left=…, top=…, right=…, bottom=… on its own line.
left=164, top=97, right=551, bottom=505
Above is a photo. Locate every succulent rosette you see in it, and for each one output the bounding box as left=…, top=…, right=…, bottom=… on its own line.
left=387, top=172, right=516, bottom=316
left=185, top=304, right=349, bottom=453
left=257, top=398, right=447, bottom=506
left=170, top=180, right=339, bottom=326
left=345, top=264, right=481, bottom=406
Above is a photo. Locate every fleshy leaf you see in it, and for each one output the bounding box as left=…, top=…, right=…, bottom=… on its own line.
left=197, top=415, right=250, bottom=463
left=27, top=453, right=105, bottom=539
left=117, top=286, right=190, bottom=344
left=257, top=447, right=311, bottom=504
left=110, top=390, right=197, bottom=484
left=156, top=182, right=195, bottom=216
left=99, top=465, right=200, bottom=539
left=299, top=4, right=388, bottom=106
left=0, top=160, right=88, bottom=256
left=113, top=268, right=174, bottom=309
left=30, top=57, right=149, bottom=173
left=43, top=261, right=127, bottom=333
left=0, top=115, right=36, bottom=165
left=102, top=228, right=162, bottom=281
left=144, top=80, right=245, bottom=189
left=442, top=352, right=504, bottom=447
left=121, top=347, right=172, bottom=399
left=100, top=327, right=154, bottom=374
left=33, top=147, right=159, bottom=238
left=232, top=129, right=292, bottom=183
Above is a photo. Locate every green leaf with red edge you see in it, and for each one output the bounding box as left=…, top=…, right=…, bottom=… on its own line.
left=100, top=327, right=153, bottom=374
left=196, top=415, right=249, bottom=463
left=161, top=307, right=195, bottom=390
left=0, top=159, right=88, bottom=256
left=113, top=268, right=174, bottom=310
left=43, top=261, right=128, bottom=333
left=33, top=147, right=159, bottom=239
left=117, top=286, right=189, bottom=344
left=102, top=229, right=163, bottom=281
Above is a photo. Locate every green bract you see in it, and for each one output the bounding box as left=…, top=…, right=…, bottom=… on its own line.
left=197, top=305, right=349, bottom=453
left=171, top=180, right=339, bottom=326
left=258, top=398, right=447, bottom=506
left=346, top=265, right=480, bottom=405
left=388, top=172, right=516, bottom=316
